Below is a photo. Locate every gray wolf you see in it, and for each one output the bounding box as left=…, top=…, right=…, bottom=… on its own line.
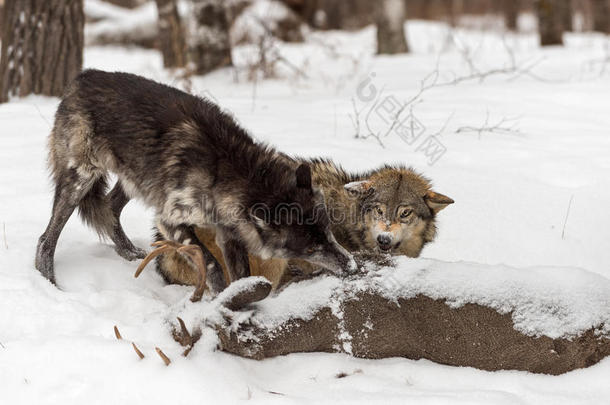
left=35, top=70, right=353, bottom=293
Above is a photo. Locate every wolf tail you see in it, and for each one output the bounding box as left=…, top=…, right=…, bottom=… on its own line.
left=78, top=176, right=115, bottom=239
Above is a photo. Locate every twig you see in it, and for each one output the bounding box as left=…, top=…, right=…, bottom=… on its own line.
left=362, top=85, right=389, bottom=147
left=349, top=98, right=360, bottom=136
left=582, top=40, right=610, bottom=78
left=251, top=71, right=258, bottom=112
left=456, top=111, right=521, bottom=139
left=350, top=89, right=386, bottom=148
left=30, top=103, right=52, bottom=129
left=251, top=16, right=309, bottom=80
left=352, top=38, right=548, bottom=148
left=561, top=195, right=574, bottom=240
left=429, top=111, right=455, bottom=138
left=0, top=341, right=5, bottom=349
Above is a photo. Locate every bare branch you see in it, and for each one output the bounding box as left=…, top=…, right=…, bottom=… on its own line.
left=456, top=111, right=521, bottom=139
left=429, top=112, right=455, bottom=138
left=583, top=41, right=610, bottom=78
left=352, top=35, right=552, bottom=149
left=562, top=195, right=574, bottom=240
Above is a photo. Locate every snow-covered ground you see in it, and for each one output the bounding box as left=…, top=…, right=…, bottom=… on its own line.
left=1, top=21, right=610, bottom=404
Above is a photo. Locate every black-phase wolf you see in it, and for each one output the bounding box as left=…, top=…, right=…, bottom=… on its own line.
left=35, top=70, right=353, bottom=293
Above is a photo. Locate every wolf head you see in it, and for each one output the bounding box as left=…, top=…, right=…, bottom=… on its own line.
left=249, top=163, right=355, bottom=275
left=345, top=167, right=453, bottom=257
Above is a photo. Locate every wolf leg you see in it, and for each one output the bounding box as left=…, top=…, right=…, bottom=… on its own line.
left=216, top=226, right=250, bottom=282
left=36, top=169, right=98, bottom=284
left=107, top=182, right=146, bottom=261
left=158, top=222, right=227, bottom=294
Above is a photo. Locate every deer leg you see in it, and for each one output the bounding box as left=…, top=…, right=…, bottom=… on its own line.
left=216, top=226, right=250, bottom=282
left=146, top=222, right=227, bottom=295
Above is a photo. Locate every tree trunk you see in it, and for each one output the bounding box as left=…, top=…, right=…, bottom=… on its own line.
left=503, top=0, right=519, bottom=30
left=376, top=0, right=409, bottom=54
left=449, top=0, right=464, bottom=27
left=536, top=0, right=564, bottom=46
left=592, top=0, right=610, bottom=33
left=186, top=0, right=232, bottom=75
left=560, top=0, right=573, bottom=31
left=0, top=0, right=84, bottom=103
left=155, top=0, right=186, bottom=68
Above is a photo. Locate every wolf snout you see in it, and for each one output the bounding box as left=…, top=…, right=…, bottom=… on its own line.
left=377, top=233, right=393, bottom=251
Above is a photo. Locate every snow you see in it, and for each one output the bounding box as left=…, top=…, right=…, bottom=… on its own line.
left=84, top=0, right=137, bottom=22
left=1, top=20, right=610, bottom=405
left=85, top=2, right=157, bottom=46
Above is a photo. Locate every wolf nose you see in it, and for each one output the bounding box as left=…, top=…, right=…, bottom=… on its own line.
left=377, top=234, right=392, bottom=250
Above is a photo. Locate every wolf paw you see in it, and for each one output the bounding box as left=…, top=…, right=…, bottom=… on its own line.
left=35, top=241, right=57, bottom=284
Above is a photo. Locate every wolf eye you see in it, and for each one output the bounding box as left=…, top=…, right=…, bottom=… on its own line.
left=400, top=209, right=412, bottom=218
left=375, top=206, right=384, bottom=216
left=307, top=247, right=315, bottom=254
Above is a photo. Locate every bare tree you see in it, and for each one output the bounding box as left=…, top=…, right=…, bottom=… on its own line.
left=155, top=0, right=187, bottom=68
left=0, top=1, right=3, bottom=39
left=0, top=0, right=84, bottom=103
left=185, top=0, right=232, bottom=75
left=592, top=0, right=610, bottom=33
left=536, top=0, right=564, bottom=46
left=376, top=0, right=409, bottom=54
left=503, top=0, right=520, bottom=31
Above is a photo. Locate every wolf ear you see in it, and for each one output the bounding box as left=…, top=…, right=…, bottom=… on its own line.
left=344, top=180, right=375, bottom=197
left=424, top=191, right=454, bottom=214
left=296, top=164, right=312, bottom=189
